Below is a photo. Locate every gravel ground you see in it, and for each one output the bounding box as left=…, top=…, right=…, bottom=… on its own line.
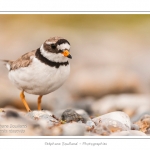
left=0, top=108, right=149, bottom=136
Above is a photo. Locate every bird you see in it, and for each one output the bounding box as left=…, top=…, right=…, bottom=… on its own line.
left=2, top=37, right=72, bottom=112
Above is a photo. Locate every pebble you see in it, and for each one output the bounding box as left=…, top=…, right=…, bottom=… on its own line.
left=0, top=108, right=147, bottom=136
left=61, top=122, right=86, bottom=136
left=27, top=110, right=59, bottom=128
left=92, top=119, right=128, bottom=135
left=27, top=110, right=53, bottom=118
left=61, top=109, right=84, bottom=123
left=135, top=114, right=150, bottom=133
left=92, top=111, right=131, bottom=130
left=87, top=111, right=131, bottom=135
left=54, top=108, right=91, bottom=123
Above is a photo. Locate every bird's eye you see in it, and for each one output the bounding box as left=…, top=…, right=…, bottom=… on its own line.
left=51, top=44, right=56, bottom=49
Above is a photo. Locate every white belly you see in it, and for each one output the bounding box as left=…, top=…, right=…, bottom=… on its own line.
left=8, top=57, right=70, bottom=95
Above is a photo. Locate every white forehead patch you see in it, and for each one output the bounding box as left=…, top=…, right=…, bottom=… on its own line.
left=57, top=43, right=70, bottom=50
left=46, top=41, right=54, bottom=45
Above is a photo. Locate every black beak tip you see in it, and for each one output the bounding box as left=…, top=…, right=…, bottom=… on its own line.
left=67, top=54, right=72, bottom=59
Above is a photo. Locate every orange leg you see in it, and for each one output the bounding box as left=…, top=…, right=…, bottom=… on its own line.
left=38, top=95, right=43, bottom=110
left=20, top=91, right=31, bottom=112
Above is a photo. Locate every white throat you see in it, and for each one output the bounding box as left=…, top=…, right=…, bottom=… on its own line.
left=40, top=44, right=69, bottom=63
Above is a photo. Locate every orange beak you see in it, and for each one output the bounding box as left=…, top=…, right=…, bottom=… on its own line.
left=62, top=50, right=72, bottom=59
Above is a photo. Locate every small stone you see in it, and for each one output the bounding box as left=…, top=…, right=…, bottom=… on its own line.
left=135, top=114, right=150, bottom=133
left=90, top=111, right=131, bottom=135
left=62, top=122, right=86, bottom=136
left=26, top=110, right=59, bottom=128
left=93, top=125, right=111, bottom=135
left=92, top=118, right=129, bottom=135
left=27, top=110, right=53, bottom=119
left=92, top=111, right=131, bottom=130
left=50, top=126, right=63, bottom=136
left=61, top=109, right=84, bottom=123
left=5, top=110, right=20, bottom=118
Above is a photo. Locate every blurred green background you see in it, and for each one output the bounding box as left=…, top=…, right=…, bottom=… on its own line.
left=1, top=15, right=150, bottom=118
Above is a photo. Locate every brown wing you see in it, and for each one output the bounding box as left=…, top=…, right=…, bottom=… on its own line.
left=8, top=50, right=36, bottom=70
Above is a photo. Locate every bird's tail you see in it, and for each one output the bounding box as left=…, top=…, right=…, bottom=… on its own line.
left=0, top=59, right=11, bottom=70
left=0, top=59, right=9, bottom=62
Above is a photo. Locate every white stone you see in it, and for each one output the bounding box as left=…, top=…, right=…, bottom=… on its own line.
left=62, top=122, right=86, bottom=136
left=92, top=111, right=131, bottom=130
left=26, top=110, right=59, bottom=127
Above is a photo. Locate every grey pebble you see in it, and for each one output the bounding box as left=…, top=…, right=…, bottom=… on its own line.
left=61, top=109, right=84, bottom=123
left=62, top=122, right=86, bottom=136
